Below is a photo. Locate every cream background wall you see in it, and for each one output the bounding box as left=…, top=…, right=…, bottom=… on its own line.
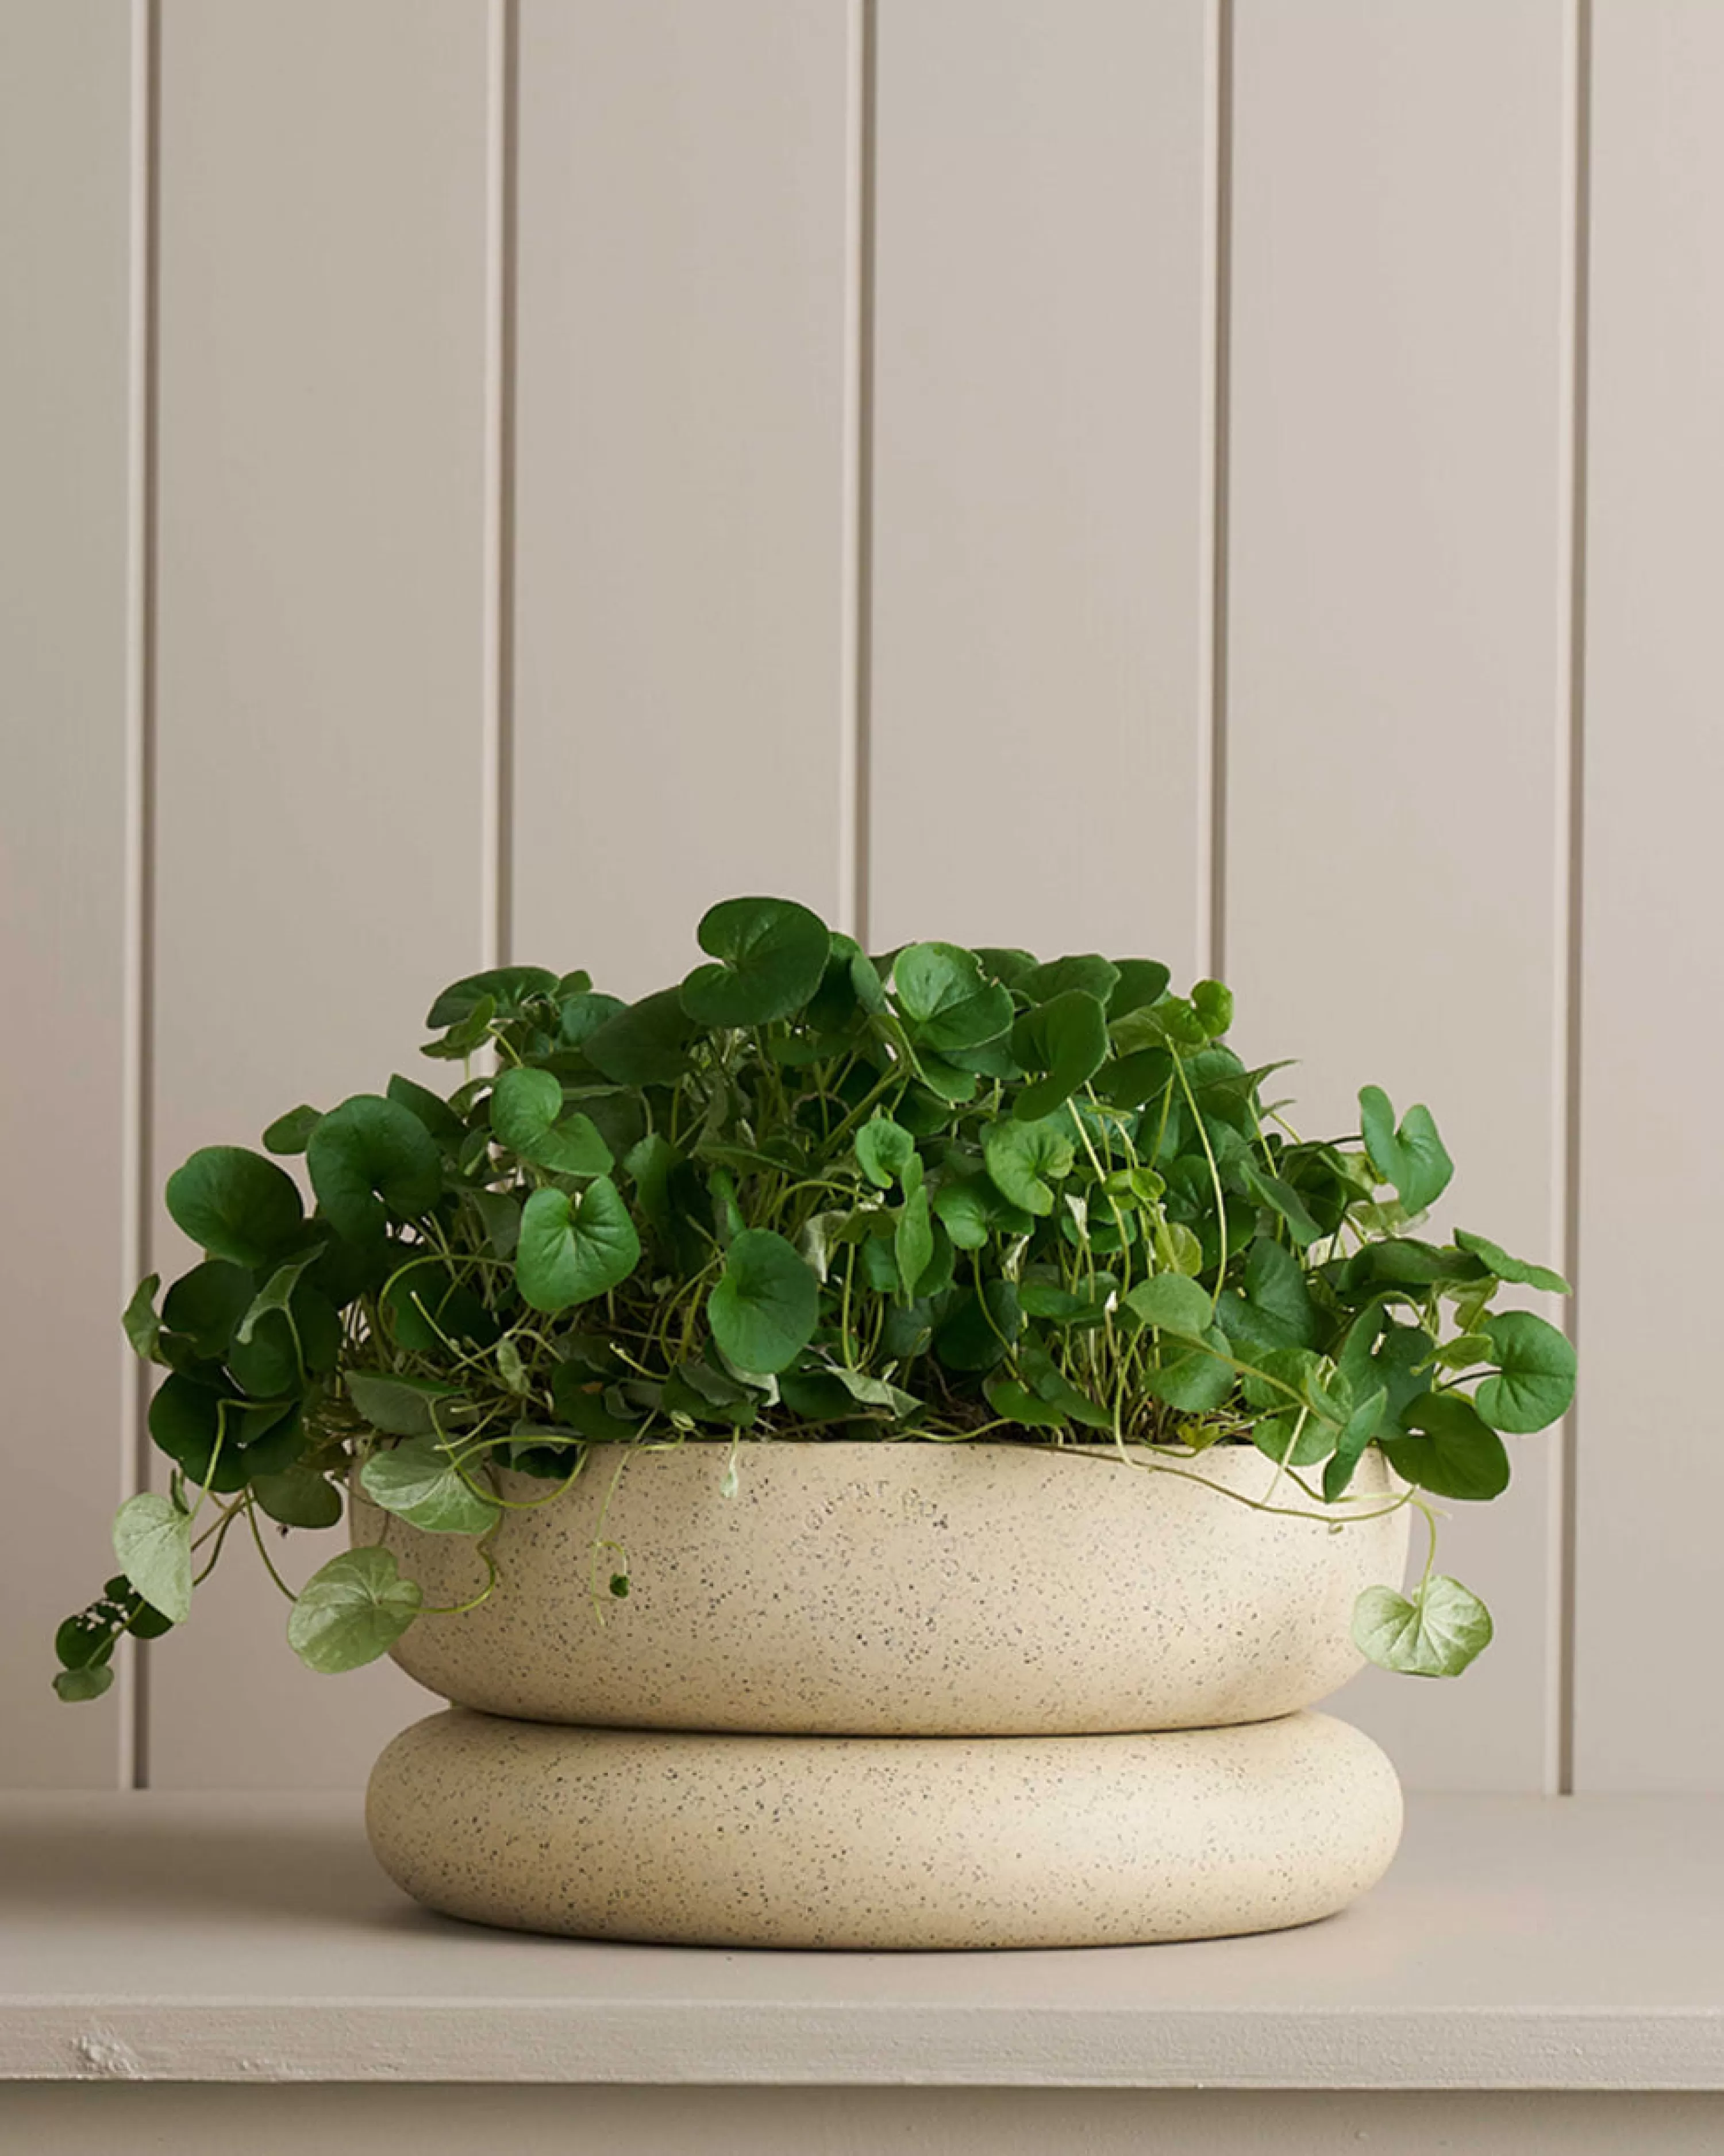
left=0, top=0, right=1705, bottom=1795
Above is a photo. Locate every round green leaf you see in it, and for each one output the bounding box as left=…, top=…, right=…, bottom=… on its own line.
left=1107, top=960, right=1172, bottom=1021
left=161, top=1261, right=253, bottom=1360
left=1359, top=1084, right=1454, bottom=1215
left=515, top=1177, right=641, bottom=1315
left=228, top=1288, right=340, bottom=1397
left=856, top=1115, right=916, bottom=1190
left=1383, top=1392, right=1511, bottom=1500
left=385, top=1073, right=467, bottom=1154
left=425, top=965, right=558, bottom=1029
left=287, top=1547, right=423, bottom=1674
left=147, top=1375, right=283, bottom=1493
left=225, top=1309, right=299, bottom=1398
left=252, top=1466, right=343, bottom=1530
left=262, top=1104, right=323, bottom=1156
left=360, top=1437, right=499, bottom=1534
left=420, top=994, right=496, bottom=1060
left=982, top=1377, right=1068, bottom=1430
left=1152, top=1219, right=1205, bottom=1276
left=112, top=1492, right=192, bottom=1626
left=344, top=1369, right=467, bottom=1437
left=1145, top=1333, right=1235, bottom=1414
left=165, top=1146, right=304, bottom=1268
left=1476, top=1310, right=1576, bottom=1433
left=1113, top=996, right=1207, bottom=1053
left=307, top=1095, right=442, bottom=1242
left=121, top=1273, right=163, bottom=1362
left=1092, top=1046, right=1174, bottom=1111
left=491, top=1067, right=614, bottom=1176
left=682, top=896, right=831, bottom=1026
left=971, top=946, right=1038, bottom=987
left=1453, top=1227, right=1571, bottom=1296
left=559, top=990, right=628, bottom=1048
left=55, top=1612, right=113, bottom=1674
left=892, top=944, right=1015, bottom=1052
left=54, top=1664, right=116, bottom=1703
left=582, top=987, right=698, bottom=1085
left=1192, top=979, right=1234, bottom=1038
left=1009, top=991, right=1110, bottom=1121
left=1353, top=1575, right=1494, bottom=1678
left=983, top=1118, right=1075, bottom=1216
left=707, top=1229, right=820, bottom=1374
left=1124, top=1273, right=1214, bottom=1339
left=1018, top=954, right=1120, bottom=1005
left=230, top=1400, right=307, bottom=1481
left=1215, top=1237, right=1317, bottom=1354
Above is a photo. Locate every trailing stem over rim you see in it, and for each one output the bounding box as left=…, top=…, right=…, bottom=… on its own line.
left=55, top=896, right=1575, bottom=1699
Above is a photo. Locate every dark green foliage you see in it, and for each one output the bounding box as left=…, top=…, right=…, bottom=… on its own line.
left=57, top=894, right=1572, bottom=1694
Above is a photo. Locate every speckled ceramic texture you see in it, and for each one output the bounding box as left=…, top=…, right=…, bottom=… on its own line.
left=354, top=1442, right=1408, bottom=1735
left=366, top=1705, right=1404, bottom=1949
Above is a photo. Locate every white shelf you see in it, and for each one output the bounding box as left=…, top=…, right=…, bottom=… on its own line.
left=2, top=1790, right=1721, bottom=2090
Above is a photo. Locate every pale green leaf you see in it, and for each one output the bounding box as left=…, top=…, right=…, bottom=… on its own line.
left=359, top=1437, right=499, bottom=1534
left=112, top=1493, right=192, bottom=1627
left=1352, top=1575, right=1494, bottom=1678
left=287, top=1547, right=423, bottom=1673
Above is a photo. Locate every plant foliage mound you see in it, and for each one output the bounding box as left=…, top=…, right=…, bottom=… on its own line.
left=53, top=898, right=1574, bottom=1700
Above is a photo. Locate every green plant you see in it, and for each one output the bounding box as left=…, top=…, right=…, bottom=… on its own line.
left=52, top=897, right=1573, bottom=1700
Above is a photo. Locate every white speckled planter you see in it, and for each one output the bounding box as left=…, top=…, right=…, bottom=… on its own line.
left=366, top=1706, right=1404, bottom=1949
left=355, top=1441, right=1409, bottom=1735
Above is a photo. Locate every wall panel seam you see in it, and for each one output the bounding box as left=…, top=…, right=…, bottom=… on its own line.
left=1555, top=0, right=1593, bottom=1800
left=842, top=0, right=878, bottom=949
left=123, top=0, right=162, bottom=1795
left=1200, top=0, right=1233, bottom=984
left=483, top=0, right=519, bottom=971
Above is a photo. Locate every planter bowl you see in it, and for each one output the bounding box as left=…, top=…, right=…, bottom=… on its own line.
left=356, top=1440, right=1409, bottom=1736
left=366, top=1705, right=1404, bottom=1949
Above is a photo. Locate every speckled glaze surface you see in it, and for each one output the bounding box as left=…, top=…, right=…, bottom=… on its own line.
left=354, top=1442, right=1409, bottom=1734
left=366, top=1705, right=1404, bottom=1949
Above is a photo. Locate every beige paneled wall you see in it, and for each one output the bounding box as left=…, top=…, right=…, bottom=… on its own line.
left=1225, top=0, right=1575, bottom=1789
left=1578, top=0, right=1724, bottom=1792
left=1, top=2, right=141, bottom=1792
left=142, top=0, right=496, bottom=1789
left=868, top=0, right=1215, bottom=972
left=511, top=1, right=859, bottom=988
left=1, top=0, right=1711, bottom=1795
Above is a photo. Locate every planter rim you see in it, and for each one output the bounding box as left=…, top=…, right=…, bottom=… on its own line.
left=360, top=1434, right=1409, bottom=1736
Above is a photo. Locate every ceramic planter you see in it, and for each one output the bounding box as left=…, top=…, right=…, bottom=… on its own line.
left=367, top=1708, right=1403, bottom=1950
left=360, top=1440, right=1411, bottom=1948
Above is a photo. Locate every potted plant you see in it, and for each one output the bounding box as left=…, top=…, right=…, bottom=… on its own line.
left=53, top=898, right=1574, bottom=1949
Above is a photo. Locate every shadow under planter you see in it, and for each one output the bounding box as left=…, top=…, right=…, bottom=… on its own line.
left=357, top=1442, right=1411, bottom=1949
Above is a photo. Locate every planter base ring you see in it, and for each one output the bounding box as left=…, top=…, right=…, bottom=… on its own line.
left=367, top=1707, right=1403, bottom=1950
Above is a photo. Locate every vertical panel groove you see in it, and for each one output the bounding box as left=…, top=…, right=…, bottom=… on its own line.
left=123, top=0, right=161, bottom=1793
left=483, top=0, right=519, bottom=971
left=842, top=0, right=878, bottom=950
left=1554, top=0, right=1593, bottom=1800
left=1201, top=0, right=1233, bottom=986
